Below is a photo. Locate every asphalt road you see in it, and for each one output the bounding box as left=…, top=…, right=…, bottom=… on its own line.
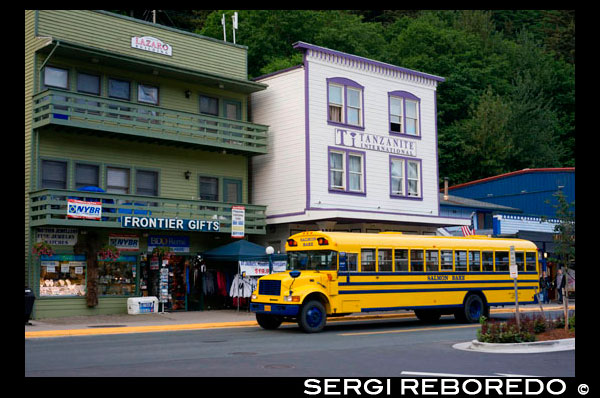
left=25, top=312, right=575, bottom=378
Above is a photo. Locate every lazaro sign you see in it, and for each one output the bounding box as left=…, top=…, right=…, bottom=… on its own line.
left=334, top=128, right=416, bottom=157
left=131, top=36, right=172, bottom=56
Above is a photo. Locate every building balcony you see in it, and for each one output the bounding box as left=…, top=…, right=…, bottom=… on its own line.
left=32, top=89, right=268, bottom=155
left=29, top=189, right=267, bottom=235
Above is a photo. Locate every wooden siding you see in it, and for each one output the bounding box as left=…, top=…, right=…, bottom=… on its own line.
left=37, top=130, right=248, bottom=203
left=36, top=10, right=248, bottom=81
left=251, top=67, right=306, bottom=216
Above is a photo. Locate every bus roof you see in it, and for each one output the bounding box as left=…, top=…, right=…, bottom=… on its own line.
left=287, top=231, right=538, bottom=250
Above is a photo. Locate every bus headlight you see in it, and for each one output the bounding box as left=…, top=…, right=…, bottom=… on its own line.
left=251, top=293, right=257, bottom=300
left=284, top=295, right=300, bottom=302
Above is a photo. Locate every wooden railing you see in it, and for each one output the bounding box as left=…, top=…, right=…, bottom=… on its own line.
left=29, top=189, right=267, bottom=235
left=32, top=89, right=268, bottom=154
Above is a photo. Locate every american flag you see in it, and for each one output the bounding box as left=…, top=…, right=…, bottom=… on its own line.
left=461, top=225, right=474, bottom=236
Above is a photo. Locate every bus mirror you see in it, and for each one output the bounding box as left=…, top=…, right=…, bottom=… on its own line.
left=290, top=270, right=301, bottom=278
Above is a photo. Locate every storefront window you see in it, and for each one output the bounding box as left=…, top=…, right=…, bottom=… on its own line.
left=40, top=255, right=86, bottom=296
left=98, top=255, right=137, bottom=296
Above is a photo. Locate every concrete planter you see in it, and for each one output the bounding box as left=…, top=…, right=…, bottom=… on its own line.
left=453, top=338, right=575, bottom=353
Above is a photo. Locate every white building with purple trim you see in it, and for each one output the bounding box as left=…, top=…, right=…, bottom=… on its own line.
left=250, top=42, right=469, bottom=251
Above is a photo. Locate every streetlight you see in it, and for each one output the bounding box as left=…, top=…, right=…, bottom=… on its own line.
left=266, top=246, right=274, bottom=274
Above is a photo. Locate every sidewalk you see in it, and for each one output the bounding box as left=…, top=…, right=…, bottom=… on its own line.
left=25, top=300, right=574, bottom=339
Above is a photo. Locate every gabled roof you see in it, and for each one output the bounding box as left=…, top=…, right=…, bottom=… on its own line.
left=439, top=193, right=521, bottom=213
left=448, top=168, right=575, bottom=191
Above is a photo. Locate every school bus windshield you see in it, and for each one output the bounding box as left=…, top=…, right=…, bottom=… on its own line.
left=288, top=250, right=338, bottom=271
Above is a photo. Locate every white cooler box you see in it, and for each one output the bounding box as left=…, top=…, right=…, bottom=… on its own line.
left=127, top=296, right=159, bottom=314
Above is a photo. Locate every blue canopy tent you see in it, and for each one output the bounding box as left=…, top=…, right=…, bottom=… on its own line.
left=202, top=239, right=286, bottom=262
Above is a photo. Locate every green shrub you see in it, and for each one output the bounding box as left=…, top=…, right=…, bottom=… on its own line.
left=477, top=316, right=535, bottom=343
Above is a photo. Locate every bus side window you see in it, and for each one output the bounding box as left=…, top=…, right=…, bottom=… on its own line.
left=482, top=251, right=493, bottom=272
left=378, top=249, right=393, bottom=272
left=426, top=250, right=439, bottom=272
left=495, top=251, right=509, bottom=272
left=525, top=252, right=537, bottom=272
left=347, top=253, right=358, bottom=272
left=410, top=249, right=424, bottom=272
left=440, top=250, right=453, bottom=271
left=468, top=250, right=481, bottom=272
left=455, top=250, right=467, bottom=272
left=515, top=251, right=525, bottom=272
left=361, top=249, right=376, bottom=272
left=395, top=249, right=409, bottom=272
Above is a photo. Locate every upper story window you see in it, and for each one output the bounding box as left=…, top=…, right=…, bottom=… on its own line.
left=138, top=84, right=159, bottom=105
left=327, top=77, right=364, bottom=129
left=41, top=159, right=67, bottom=189
left=108, top=78, right=131, bottom=100
left=329, top=148, right=365, bottom=195
left=43, top=66, right=69, bottom=89
left=388, top=91, right=420, bottom=137
left=77, top=72, right=101, bottom=95
left=390, top=156, right=422, bottom=199
left=135, top=170, right=158, bottom=197
left=200, top=95, right=219, bottom=116
left=75, top=163, right=99, bottom=189
left=106, top=167, right=130, bottom=194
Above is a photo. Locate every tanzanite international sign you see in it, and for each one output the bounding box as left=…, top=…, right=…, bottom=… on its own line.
left=121, top=216, right=220, bottom=232
left=334, top=128, right=416, bottom=157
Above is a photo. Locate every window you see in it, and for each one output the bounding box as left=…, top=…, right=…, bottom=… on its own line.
left=440, top=250, right=453, bottom=271
left=346, top=88, right=362, bottom=126
left=39, top=255, right=86, bottom=297
left=495, top=251, right=509, bottom=272
left=223, top=179, right=242, bottom=203
left=395, top=249, right=409, bottom=272
left=410, top=249, right=424, bottom=272
left=347, top=253, right=358, bottom=272
left=138, top=84, right=158, bottom=105
left=378, top=249, right=393, bottom=272
left=200, top=95, right=219, bottom=116
left=407, top=160, right=421, bottom=197
left=77, top=72, right=100, bottom=95
left=525, top=252, right=537, bottom=272
left=43, top=66, right=68, bottom=89
left=515, top=251, right=525, bottom=272
left=482, top=251, right=494, bottom=272
left=41, top=160, right=67, bottom=189
left=199, top=177, right=219, bottom=201
left=390, top=97, right=403, bottom=133
left=98, top=256, right=136, bottom=296
left=329, top=148, right=365, bottom=194
left=469, top=251, right=481, bottom=272
left=405, top=100, right=419, bottom=136
left=361, top=249, right=376, bottom=272
left=288, top=251, right=338, bottom=271
left=455, top=250, right=468, bottom=272
left=426, top=250, right=439, bottom=272
left=106, top=167, right=130, bottom=194
left=388, top=91, right=420, bottom=136
left=136, top=170, right=158, bottom=197
left=327, top=77, right=364, bottom=128
left=108, top=78, right=131, bottom=100
left=390, top=158, right=404, bottom=196
left=75, top=163, right=99, bottom=189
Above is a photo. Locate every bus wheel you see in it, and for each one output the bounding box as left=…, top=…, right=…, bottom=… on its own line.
left=256, top=314, right=283, bottom=330
left=414, top=309, right=441, bottom=323
left=455, top=294, right=485, bottom=323
left=298, top=300, right=326, bottom=333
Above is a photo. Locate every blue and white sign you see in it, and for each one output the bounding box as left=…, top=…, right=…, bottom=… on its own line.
left=147, top=235, right=190, bottom=253
left=121, top=216, right=220, bottom=232
left=67, top=199, right=102, bottom=220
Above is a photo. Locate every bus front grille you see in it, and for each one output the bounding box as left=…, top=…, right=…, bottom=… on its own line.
left=259, top=280, right=281, bottom=296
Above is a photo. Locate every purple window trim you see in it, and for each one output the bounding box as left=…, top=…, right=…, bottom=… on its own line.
left=388, top=91, right=421, bottom=139
left=303, top=52, right=312, bottom=211
left=389, top=155, right=423, bottom=201
left=327, top=146, right=367, bottom=197
left=326, top=77, right=365, bottom=131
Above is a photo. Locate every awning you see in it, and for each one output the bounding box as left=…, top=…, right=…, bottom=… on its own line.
left=203, top=240, right=286, bottom=262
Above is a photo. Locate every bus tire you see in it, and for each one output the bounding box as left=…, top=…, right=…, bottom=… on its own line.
left=455, top=293, right=485, bottom=323
left=298, top=300, right=326, bottom=333
left=256, top=314, right=283, bottom=330
left=414, top=309, right=441, bottom=323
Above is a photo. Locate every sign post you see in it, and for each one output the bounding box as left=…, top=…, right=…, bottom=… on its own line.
left=509, top=246, right=520, bottom=329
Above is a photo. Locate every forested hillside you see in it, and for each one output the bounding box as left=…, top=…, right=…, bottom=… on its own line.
left=114, top=10, right=575, bottom=186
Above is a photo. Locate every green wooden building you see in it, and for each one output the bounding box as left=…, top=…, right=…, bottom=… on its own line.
left=25, top=10, right=270, bottom=318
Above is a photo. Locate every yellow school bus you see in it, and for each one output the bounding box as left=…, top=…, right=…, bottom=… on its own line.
left=250, top=231, right=539, bottom=332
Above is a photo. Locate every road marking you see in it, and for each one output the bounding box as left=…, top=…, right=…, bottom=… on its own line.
left=339, top=324, right=479, bottom=336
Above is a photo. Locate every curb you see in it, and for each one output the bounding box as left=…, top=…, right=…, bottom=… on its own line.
left=453, top=338, right=575, bottom=354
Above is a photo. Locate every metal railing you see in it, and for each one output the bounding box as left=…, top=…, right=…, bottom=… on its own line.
left=29, top=189, right=267, bottom=235
left=32, top=89, right=268, bottom=154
